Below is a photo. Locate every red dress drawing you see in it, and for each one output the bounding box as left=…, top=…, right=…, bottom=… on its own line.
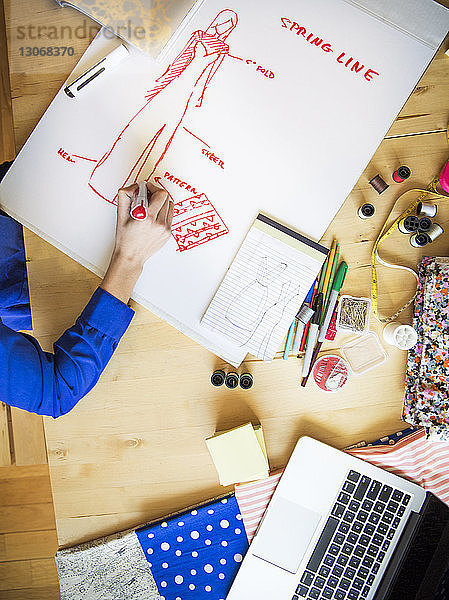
left=88, top=10, right=238, bottom=252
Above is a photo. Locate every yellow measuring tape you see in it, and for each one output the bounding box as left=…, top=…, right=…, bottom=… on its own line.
left=371, top=127, right=449, bottom=323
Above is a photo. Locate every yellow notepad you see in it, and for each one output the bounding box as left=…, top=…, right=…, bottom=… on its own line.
left=206, top=423, right=269, bottom=486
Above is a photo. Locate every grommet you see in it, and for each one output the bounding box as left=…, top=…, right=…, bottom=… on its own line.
left=392, top=166, right=411, bottom=183
left=211, top=369, right=225, bottom=386
left=225, top=372, right=239, bottom=389
left=410, top=232, right=430, bottom=248
left=357, top=203, right=375, bottom=219
left=239, top=373, right=253, bottom=390
left=398, top=215, right=419, bottom=233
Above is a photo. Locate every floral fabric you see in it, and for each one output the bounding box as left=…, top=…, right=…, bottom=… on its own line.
left=404, top=256, right=449, bottom=440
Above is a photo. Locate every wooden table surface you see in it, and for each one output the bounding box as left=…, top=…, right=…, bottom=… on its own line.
left=5, top=0, right=449, bottom=549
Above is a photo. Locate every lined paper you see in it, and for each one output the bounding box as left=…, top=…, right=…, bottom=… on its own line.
left=202, top=215, right=327, bottom=361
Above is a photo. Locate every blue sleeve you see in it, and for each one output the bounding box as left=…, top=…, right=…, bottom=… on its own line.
left=0, top=287, right=134, bottom=417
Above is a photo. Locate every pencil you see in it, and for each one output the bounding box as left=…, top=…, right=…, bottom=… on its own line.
left=321, top=243, right=340, bottom=325
left=321, top=240, right=337, bottom=317
left=299, top=250, right=329, bottom=353
left=283, top=320, right=296, bottom=359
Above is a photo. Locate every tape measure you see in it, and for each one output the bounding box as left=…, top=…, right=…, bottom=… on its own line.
left=371, top=126, right=449, bottom=323
left=370, top=185, right=443, bottom=323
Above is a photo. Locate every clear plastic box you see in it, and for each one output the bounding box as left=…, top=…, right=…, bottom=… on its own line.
left=341, top=332, right=387, bottom=375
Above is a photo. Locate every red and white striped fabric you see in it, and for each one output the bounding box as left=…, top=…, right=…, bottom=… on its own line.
left=235, top=428, right=449, bottom=542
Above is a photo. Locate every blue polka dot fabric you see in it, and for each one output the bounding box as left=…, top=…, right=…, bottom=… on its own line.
left=136, top=495, right=248, bottom=600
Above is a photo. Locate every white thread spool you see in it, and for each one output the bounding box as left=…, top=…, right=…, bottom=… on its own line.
left=382, top=322, right=417, bottom=350
left=427, top=222, right=444, bottom=242
left=417, top=201, right=437, bottom=218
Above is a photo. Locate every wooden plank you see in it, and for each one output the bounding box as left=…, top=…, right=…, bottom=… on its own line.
left=0, top=404, right=11, bottom=467
left=0, top=0, right=14, bottom=162
left=0, top=587, right=60, bottom=600
left=0, top=472, right=53, bottom=506
left=0, top=530, right=58, bottom=562
left=10, top=408, right=47, bottom=466
left=0, top=503, right=55, bottom=534
left=0, top=558, right=58, bottom=591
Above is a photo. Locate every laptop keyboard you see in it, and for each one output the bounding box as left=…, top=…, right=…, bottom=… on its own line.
left=292, top=470, right=411, bottom=600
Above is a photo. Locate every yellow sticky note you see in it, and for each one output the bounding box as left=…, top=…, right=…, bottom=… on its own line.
left=206, top=423, right=269, bottom=486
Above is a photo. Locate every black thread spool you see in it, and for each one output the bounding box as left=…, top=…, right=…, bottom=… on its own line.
left=239, top=373, right=253, bottom=390
left=418, top=217, right=432, bottom=233
left=410, top=232, right=430, bottom=248
left=369, top=174, right=389, bottom=194
left=398, top=215, right=419, bottom=234
left=225, top=372, right=239, bottom=389
left=211, top=369, right=225, bottom=387
left=392, top=166, right=411, bottom=183
left=357, top=203, right=375, bottom=219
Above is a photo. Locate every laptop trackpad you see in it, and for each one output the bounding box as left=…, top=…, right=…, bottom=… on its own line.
left=253, top=497, right=322, bottom=574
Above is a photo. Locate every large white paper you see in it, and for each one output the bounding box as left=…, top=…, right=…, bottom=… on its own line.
left=1, top=0, right=447, bottom=365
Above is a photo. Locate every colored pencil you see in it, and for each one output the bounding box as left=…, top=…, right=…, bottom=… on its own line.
left=320, top=240, right=337, bottom=318
left=321, top=243, right=340, bottom=325
left=283, top=320, right=296, bottom=359
left=299, top=277, right=319, bottom=353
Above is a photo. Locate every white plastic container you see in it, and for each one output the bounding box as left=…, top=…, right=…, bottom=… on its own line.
left=383, top=322, right=418, bottom=350
left=341, top=332, right=387, bottom=375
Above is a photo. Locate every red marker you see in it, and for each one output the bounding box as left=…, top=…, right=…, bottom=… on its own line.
left=130, top=182, right=149, bottom=220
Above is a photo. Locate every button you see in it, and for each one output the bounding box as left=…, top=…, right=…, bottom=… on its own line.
left=357, top=567, right=369, bottom=579
left=373, top=534, right=383, bottom=546
left=381, top=512, right=393, bottom=524
left=392, top=490, right=404, bottom=502
left=308, top=587, right=320, bottom=599
left=362, top=556, right=374, bottom=568
left=402, top=494, right=411, bottom=505
left=335, top=590, right=346, bottom=600
left=342, top=544, right=354, bottom=556
left=324, top=554, right=336, bottom=566
left=368, top=513, right=380, bottom=525
left=334, top=533, right=346, bottom=545
left=349, top=556, right=361, bottom=568
left=337, top=554, right=349, bottom=567
left=357, top=511, right=368, bottom=523
left=344, top=567, right=356, bottom=579
left=348, top=471, right=361, bottom=482
left=368, top=574, right=375, bottom=585
left=323, top=587, right=333, bottom=599
left=361, top=499, right=373, bottom=511
left=343, top=511, right=355, bottom=523
left=296, top=584, right=308, bottom=597
left=379, top=485, right=393, bottom=503
left=347, top=532, right=359, bottom=545
left=329, top=544, right=340, bottom=555
left=351, top=521, right=363, bottom=533
left=338, top=492, right=351, bottom=505
left=301, top=571, right=314, bottom=586
left=361, top=585, right=370, bottom=598
left=348, top=591, right=360, bottom=600
left=333, top=565, right=344, bottom=577
left=382, top=539, right=390, bottom=551
left=332, top=503, right=346, bottom=518
left=367, top=544, right=379, bottom=557
left=343, top=481, right=356, bottom=494
left=328, top=576, right=339, bottom=588
left=348, top=500, right=360, bottom=512
left=363, top=523, right=375, bottom=536
left=374, top=501, right=385, bottom=513
left=354, top=545, right=365, bottom=558
left=366, top=481, right=382, bottom=500
left=353, top=577, right=364, bottom=590
left=372, top=562, right=380, bottom=574
left=392, top=517, right=401, bottom=529
left=377, top=523, right=388, bottom=536
left=340, top=578, right=351, bottom=591
left=339, top=522, right=350, bottom=534
left=377, top=551, right=386, bottom=562
left=387, top=500, right=399, bottom=512
left=319, top=565, right=331, bottom=578
left=314, top=576, right=325, bottom=589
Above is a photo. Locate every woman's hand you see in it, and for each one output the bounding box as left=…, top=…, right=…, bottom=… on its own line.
left=100, top=183, right=174, bottom=304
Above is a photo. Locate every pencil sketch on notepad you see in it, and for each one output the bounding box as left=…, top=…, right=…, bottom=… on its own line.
left=202, top=215, right=328, bottom=361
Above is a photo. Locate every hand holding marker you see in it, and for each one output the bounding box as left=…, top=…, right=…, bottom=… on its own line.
left=130, top=181, right=149, bottom=220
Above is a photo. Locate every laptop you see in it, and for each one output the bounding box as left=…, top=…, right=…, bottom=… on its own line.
left=227, top=436, right=449, bottom=600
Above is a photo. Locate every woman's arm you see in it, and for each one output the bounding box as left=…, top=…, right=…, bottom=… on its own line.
left=0, top=185, right=173, bottom=417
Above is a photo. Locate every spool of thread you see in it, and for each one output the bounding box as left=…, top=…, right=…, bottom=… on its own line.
left=437, top=159, right=449, bottom=194
left=225, top=372, right=239, bottom=389
left=211, top=369, right=225, bottom=386
left=392, top=166, right=411, bottom=183
left=417, top=201, right=437, bottom=218
left=239, top=373, right=253, bottom=390
left=418, top=217, right=432, bottom=232
left=357, top=203, right=375, bottom=219
left=398, top=215, right=419, bottom=234
left=383, top=322, right=418, bottom=350
left=427, top=222, right=444, bottom=242
left=369, top=174, right=389, bottom=194
left=410, top=232, right=430, bottom=248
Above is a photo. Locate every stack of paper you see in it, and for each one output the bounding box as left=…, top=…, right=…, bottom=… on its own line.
left=206, top=423, right=269, bottom=486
